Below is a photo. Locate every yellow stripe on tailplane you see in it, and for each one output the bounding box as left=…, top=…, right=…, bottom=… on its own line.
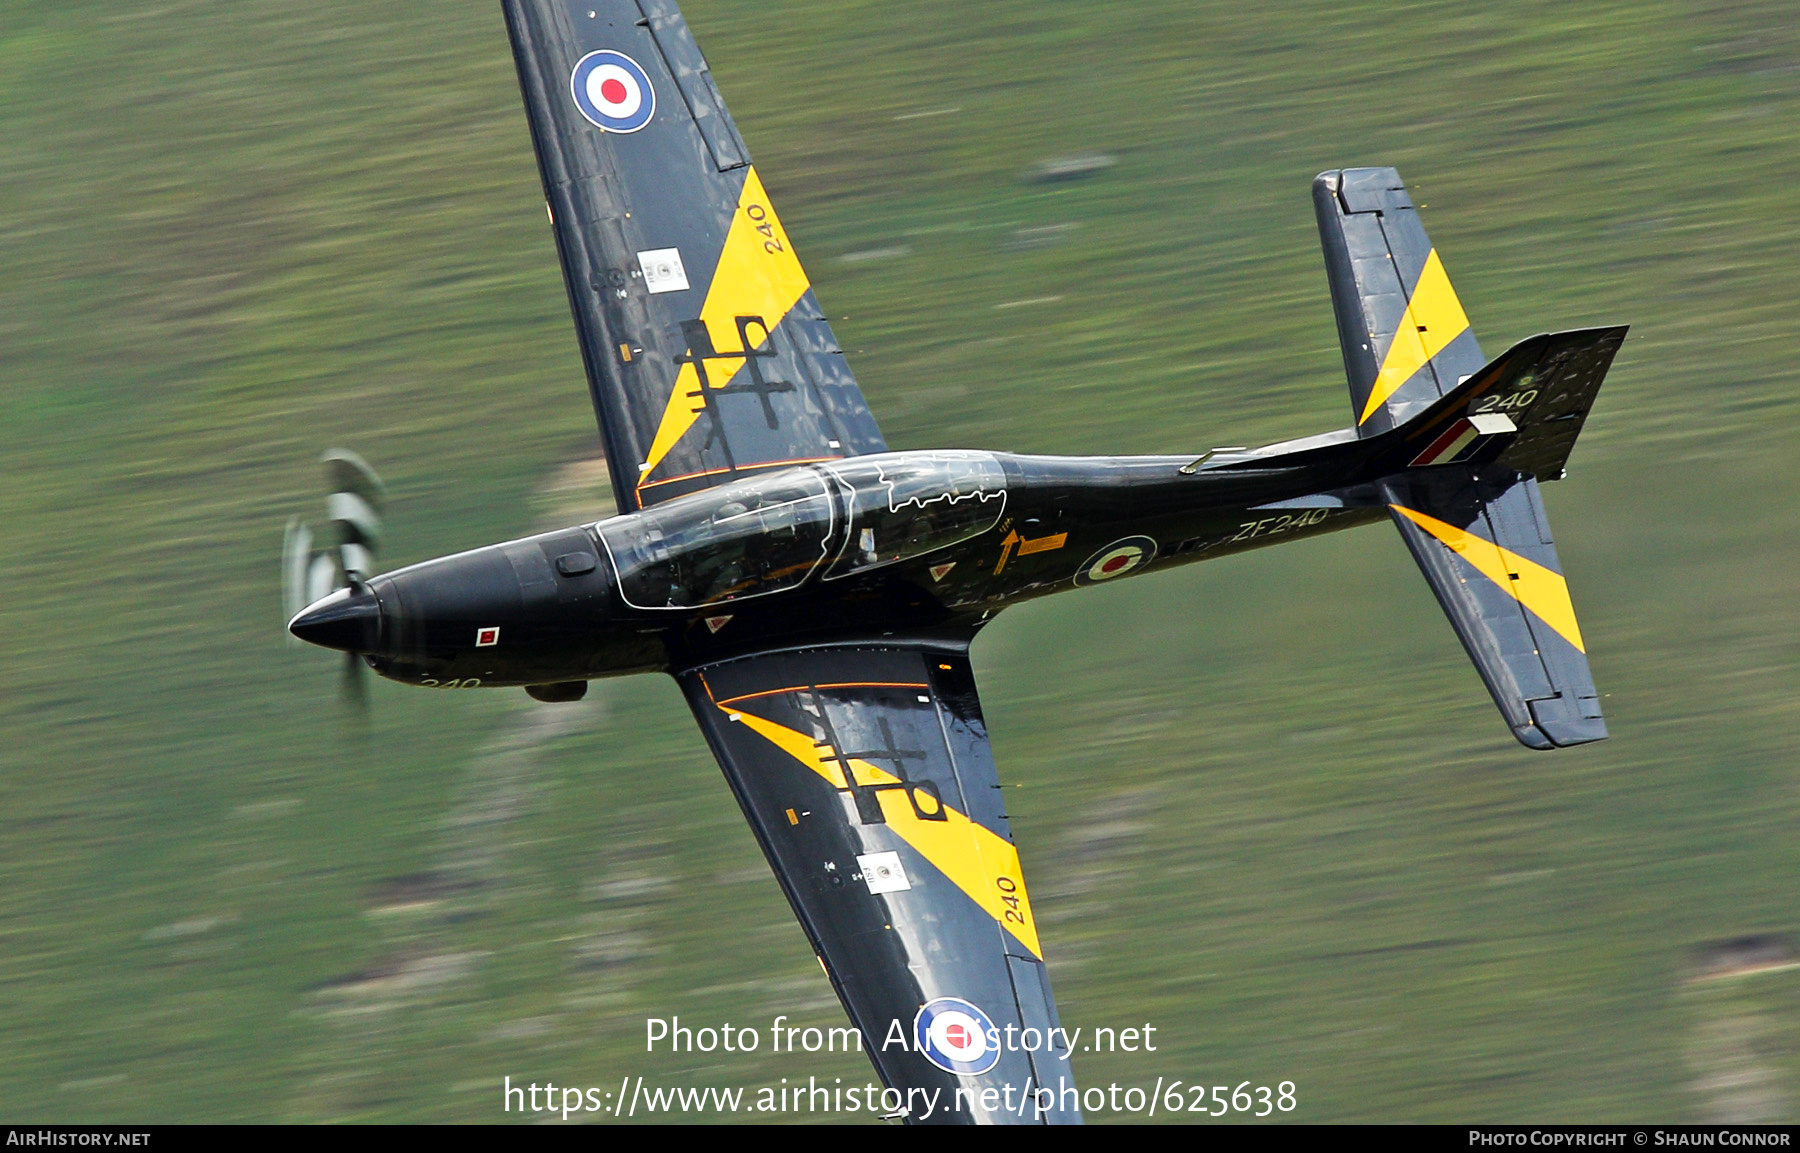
left=1390, top=504, right=1586, bottom=652
left=1359, top=248, right=1473, bottom=425
left=724, top=706, right=1045, bottom=959
left=636, top=167, right=816, bottom=502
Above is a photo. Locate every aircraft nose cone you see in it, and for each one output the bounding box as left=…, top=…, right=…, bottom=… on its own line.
left=288, top=586, right=382, bottom=653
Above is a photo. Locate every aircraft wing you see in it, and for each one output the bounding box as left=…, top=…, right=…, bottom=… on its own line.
left=503, top=0, right=886, bottom=512
left=678, top=646, right=1079, bottom=1124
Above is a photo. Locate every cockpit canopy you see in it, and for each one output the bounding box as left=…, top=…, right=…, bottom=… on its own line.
left=599, top=470, right=836, bottom=610
left=823, top=452, right=1006, bottom=578
left=595, top=452, right=1007, bottom=611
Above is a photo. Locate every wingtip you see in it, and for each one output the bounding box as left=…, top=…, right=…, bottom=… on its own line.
left=1512, top=719, right=1609, bottom=751
left=1512, top=724, right=1557, bottom=751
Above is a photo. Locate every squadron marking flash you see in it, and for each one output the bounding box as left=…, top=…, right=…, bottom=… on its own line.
left=285, top=0, right=1625, bottom=1126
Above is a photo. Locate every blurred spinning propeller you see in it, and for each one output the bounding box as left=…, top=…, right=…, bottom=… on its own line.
left=282, top=450, right=386, bottom=706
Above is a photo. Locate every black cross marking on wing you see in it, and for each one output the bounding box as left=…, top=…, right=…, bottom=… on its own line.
left=806, top=687, right=948, bottom=825
left=675, top=315, right=796, bottom=474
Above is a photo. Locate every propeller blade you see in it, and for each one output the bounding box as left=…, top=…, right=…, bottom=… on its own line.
left=342, top=650, right=369, bottom=710
left=305, top=553, right=338, bottom=607
left=281, top=518, right=314, bottom=636
left=322, top=449, right=385, bottom=580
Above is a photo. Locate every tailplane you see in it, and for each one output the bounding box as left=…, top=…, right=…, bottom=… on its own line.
left=1380, top=469, right=1606, bottom=749
left=1315, top=167, right=1487, bottom=435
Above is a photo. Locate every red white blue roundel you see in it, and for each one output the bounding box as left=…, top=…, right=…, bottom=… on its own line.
left=571, top=50, right=656, bottom=133
left=1075, top=535, right=1158, bottom=586
left=914, top=997, right=1000, bottom=1075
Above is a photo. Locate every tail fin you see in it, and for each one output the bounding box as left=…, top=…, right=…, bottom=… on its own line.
left=1311, top=166, right=1626, bottom=750
left=1315, top=167, right=1487, bottom=435
left=1213, top=319, right=1623, bottom=748
left=1372, top=326, right=1627, bottom=482
left=1241, top=169, right=1622, bottom=748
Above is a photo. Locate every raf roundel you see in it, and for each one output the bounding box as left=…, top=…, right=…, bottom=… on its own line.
left=570, top=50, right=656, bottom=133
left=913, top=997, right=1000, bottom=1076
left=1075, top=535, right=1159, bottom=587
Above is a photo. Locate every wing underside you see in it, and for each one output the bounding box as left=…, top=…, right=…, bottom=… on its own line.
left=679, top=645, right=1079, bottom=1125
left=504, top=0, right=886, bottom=512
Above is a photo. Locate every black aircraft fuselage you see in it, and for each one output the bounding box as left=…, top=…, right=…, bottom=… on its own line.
left=289, top=428, right=1439, bottom=690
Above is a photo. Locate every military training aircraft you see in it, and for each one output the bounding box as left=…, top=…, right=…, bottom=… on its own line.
left=284, top=0, right=1624, bottom=1125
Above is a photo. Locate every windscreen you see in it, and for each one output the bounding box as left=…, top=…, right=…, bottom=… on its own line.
left=824, top=452, right=1007, bottom=578
left=598, top=470, right=836, bottom=609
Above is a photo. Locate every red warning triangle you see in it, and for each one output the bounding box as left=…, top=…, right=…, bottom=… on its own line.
left=929, top=562, right=956, bottom=583
left=705, top=615, right=733, bottom=634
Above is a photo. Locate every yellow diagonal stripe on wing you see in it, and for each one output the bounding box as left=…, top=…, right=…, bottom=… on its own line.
left=1391, top=504, right=1586, bottom=653
left=1359, top=248, right=1473, bottom=425
left=637, top=167, right=814, bottom=498
left=726, top=707, right=1044, bottom=959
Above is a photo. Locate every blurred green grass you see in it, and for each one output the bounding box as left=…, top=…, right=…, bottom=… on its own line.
left=0, top=0, right=1796, bottom=1123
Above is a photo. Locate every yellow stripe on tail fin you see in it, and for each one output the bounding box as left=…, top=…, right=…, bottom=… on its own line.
left=1315, top=167, right=1487, bottom=436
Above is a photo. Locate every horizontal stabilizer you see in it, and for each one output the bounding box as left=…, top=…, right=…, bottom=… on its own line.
left=1316, top=167, right=1489, bottom=436
left=1379, top=469, right=1605, bottom=750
